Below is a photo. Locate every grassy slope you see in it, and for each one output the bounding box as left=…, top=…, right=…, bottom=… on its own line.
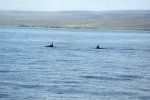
left=0, top=10, right=150, bottom=30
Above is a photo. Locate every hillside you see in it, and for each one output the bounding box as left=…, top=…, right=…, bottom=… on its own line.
left=0, top=10, right=150, bottom=30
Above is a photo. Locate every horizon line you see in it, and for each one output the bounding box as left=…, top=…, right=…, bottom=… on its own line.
left=0, top=9, right=150, bottom=12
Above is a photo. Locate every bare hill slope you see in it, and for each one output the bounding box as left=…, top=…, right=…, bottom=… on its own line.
left=0, top=10, right=150, bottom=29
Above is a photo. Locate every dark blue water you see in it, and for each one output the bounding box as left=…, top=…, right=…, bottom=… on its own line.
left=0, top=27, right=150, bottom=100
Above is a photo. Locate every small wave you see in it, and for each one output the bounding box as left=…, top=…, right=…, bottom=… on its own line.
left=0, top=82, right=42, bottom=89
left=56, top=59, right=73, bottom=62
left=137, top=88, right=150, bottom=92
left=94, top=91, right=138, bottom=96
left=0, top=94, right=9, bottom=98
left=112, top=48, right=150, bottom=51
left=117, top=75, right=142, bottom=80
left=81, top=76, right=117, bottom=81
left=0, top=70, right=19, bottom=73
left=139, top=96, right=150, bottom=100
left=2, top=48, right=22, bottom=53
left=80, top=75, right=142, bottom=81
left=64, top=81, right=80, bottom=84
left=68, top=48, right=82, bottom=51
left=19, top=84, right=42, bottom=89
left=50, top=88, right=84, bottom=95
left=56, top=59, right=79, bottom=62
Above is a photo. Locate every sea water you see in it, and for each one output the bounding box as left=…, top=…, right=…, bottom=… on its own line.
left=0, top=27, right=150, bottom=100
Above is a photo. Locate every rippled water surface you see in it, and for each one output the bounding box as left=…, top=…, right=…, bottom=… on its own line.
left=0, top=27, right=150, bottom=100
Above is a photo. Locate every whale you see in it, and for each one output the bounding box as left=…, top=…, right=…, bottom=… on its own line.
left=96, top=44, right=103, bottom=49
left=45, top=43, right=53, bottom=47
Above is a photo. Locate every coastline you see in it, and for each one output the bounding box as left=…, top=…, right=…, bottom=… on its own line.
left=0, top=25, right=150, bottom=32
left=0, top=10, right=150, bottom=32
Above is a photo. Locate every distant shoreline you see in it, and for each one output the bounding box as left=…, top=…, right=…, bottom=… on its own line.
left=18, top=25, right=150, bottom=31
left=0, top=25, right=150, bottom=31
left=0, top=10, right=150, bottom=31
